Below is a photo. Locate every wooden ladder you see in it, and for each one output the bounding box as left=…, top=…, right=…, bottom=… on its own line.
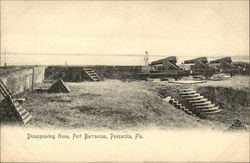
left=0, top=79, right=32, bottom=125
left=83, top=68, right=101, bottom=81
left=0, top=79, right=12, bottom=98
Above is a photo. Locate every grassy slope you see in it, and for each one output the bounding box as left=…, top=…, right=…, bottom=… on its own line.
left=194, top=76, right=250, bottom=126
left=23, top=80, right=221, bottom=130
left=149, top=75, right=250, bottom=127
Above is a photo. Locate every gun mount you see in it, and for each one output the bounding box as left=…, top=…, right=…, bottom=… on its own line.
left=184, top=57, right=219, bottom=78
left=139, top=56, right=190, bottom=80
left=210, top=57, right=244, bottom=76
left=150, top=56, right=181, bottom=70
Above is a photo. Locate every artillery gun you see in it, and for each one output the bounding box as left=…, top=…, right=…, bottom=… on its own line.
left=184, top=57, right=219, bottom=78
left=210, top=57, right=244, bottom=76
left=138, top=56, right=190, bottom=80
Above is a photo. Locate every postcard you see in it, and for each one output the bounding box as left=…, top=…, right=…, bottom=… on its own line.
left=0, top=0, right=249, bottom=162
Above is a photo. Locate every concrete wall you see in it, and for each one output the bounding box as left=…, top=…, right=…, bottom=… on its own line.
left=33, top=67, right=46, bottom=84
left=45, top=66, right=142, bottom=81
left=0, top=66, right=45, bottom=100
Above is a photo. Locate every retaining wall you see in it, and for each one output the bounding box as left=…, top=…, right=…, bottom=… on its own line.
left=0, top=66, right=45, bottom=100
left=45, top=66, right=143, bottom=81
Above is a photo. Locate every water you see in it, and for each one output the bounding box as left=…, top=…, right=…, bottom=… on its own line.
left=1, top=54, right=249, bottom=66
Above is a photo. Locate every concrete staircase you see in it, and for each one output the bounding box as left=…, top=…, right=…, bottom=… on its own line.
left=83, top=68, right=101, bottom=81
left=179, top=88, right=221, bottom=115
left=169, top=97, right=196, bottom=117
left=7, top=96, right=32, bottom=124
left=0, top=79, right=32, bottom=125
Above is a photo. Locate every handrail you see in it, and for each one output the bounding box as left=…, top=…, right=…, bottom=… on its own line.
left=0, top=79, right=12, bottom=98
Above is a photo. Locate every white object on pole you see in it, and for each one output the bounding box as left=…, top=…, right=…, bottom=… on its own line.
left=144, top=51, right=149, bottom=66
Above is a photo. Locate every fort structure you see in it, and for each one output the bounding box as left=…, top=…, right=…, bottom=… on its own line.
left=139, top=56, right=190, bottom=80
left=184, top=57, right=219, bottom=77
left=210, top=57, right=245, bottom=75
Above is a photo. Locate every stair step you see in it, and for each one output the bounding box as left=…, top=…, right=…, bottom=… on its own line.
left=184, top=96, right=204, bottom=100
left=190, top=98, right=208, bottom=103
left=179, top=89, right=192, bottom=92
left=23, top=114, right=32, bottom=124
left=181, top=93, right=200, bottom=98
left=87, top=73, right=96, bottom=75
left=202, top=108, right=222, bottom=114
left=13, top=101, right=19, bottom=107
left=193, top=101, right=212, bottom=106
left=88, top=74, right=96, bottom=77
left=90, top=77, right=98, bottom=79
left=180, top=91, right=196, bottom=95
left=15, top=105, right=23, bottom=111
left=180, top=106, right=185, bottom=110
left=21, top=112, right=30, bottom=120
left=172, top=100, right=178, bottom=104
left=196, top=104, right=216, bottom=109
left=199, top=106, right=219, bottom=112
left=89, top=73, right=96, bottom=76
left=176, top=105, right=183, bottom=109
left=168, top=97, right=196, bottom=116
left=84, top=69, right=93, bottom=71
left=18, top=108, right=26, bottom=115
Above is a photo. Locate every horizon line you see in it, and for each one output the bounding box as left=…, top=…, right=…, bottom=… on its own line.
left=0, top=52, right=249, bottom=57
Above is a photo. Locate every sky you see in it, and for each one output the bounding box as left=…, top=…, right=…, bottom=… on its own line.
left=0, top=1, right=249, bottom=65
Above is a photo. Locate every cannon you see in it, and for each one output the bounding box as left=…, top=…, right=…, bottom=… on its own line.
left=210, top=57, right=232, bottom=64
left=184, top=57, right=208, bottom=64
left=138, top=56, right=190, bottom=80
left=151, top=56, right=178, bottom=65
left=184, top=57, right=219, bottom=78
left=210, top=57, right=244, bottom=76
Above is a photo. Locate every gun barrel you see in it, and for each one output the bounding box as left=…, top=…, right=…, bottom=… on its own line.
left=184, top=57, right=208, bottom=64
left=151, top=56, right=177, bottom=65
left=210, top=57, right=232, bottom=64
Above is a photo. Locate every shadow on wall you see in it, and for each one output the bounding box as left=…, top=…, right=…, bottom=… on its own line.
left=44, top=66, right=142, bottom=82
left=0, top=66, right=45, bottom=100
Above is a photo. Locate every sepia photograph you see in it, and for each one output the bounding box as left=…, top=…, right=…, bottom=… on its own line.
left=0, top=0, right=249, bottom=162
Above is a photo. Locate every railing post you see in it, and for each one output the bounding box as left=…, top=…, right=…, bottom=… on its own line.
left=31, top=67, right=35, bottom=91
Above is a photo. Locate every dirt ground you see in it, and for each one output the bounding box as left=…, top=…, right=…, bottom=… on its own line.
left=3, top=75, right=249, bottom=130
left=19, top=80, right=221, bottom=130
